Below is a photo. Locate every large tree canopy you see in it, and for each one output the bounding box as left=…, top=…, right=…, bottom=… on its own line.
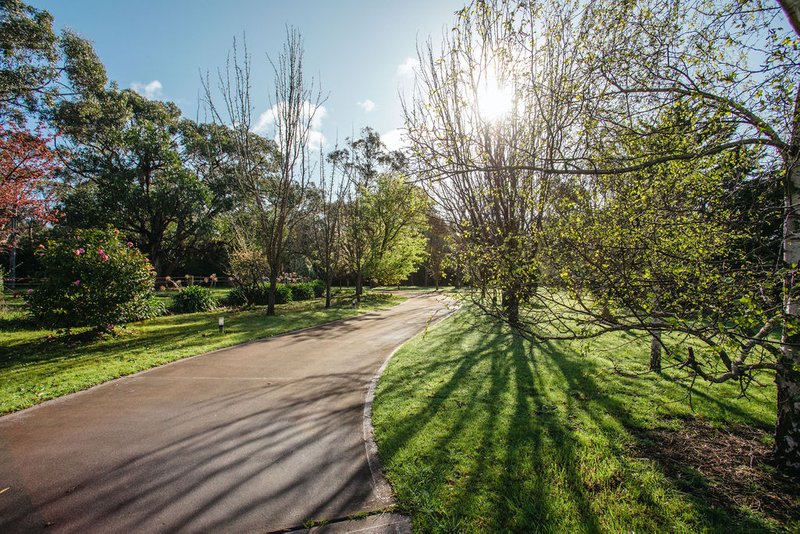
left=55, top=88, right=234, bottom=276
left=0, top=0, right=105, bottom=123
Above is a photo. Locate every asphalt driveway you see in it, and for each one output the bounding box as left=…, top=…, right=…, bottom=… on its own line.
left=0, top=293, right=453, bottom=533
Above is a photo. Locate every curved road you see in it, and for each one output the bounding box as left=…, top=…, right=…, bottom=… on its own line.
left=0, top=293, right=453, bottom=533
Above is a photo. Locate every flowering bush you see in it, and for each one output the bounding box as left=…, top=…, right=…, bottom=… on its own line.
left=172, top=285, right=217, bottom=313
left=27, top=227, right=158, bottom=331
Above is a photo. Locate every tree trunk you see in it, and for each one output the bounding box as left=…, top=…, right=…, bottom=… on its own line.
left=267, top=275, right=277, bottom=316
left=325, top=276, right=332, bottom=309
left=502, top=288, right=520, bottom=326
left=150, top=245, right=163, bottom=277
left=649, top=331, right=662, bottom=372
left=356, top=272, right=363, bottom=303
left=650, top=295, right=662, bottom=372
left=777, top=157, right=800, bottom=474
left=779, top=0, right=800, bottom=37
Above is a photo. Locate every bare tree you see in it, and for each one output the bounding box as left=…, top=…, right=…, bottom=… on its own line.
left=311, top=146, right=345, bottom=308
left=203, top=29, right=325, bottom=315
left=404, top=0, right=591, bottom=324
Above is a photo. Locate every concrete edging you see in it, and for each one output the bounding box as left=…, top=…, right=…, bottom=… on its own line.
left=361, top=298, right=460, bottom=506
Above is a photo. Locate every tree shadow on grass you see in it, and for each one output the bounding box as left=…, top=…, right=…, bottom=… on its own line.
left=374, top=313, right=779, bottom=532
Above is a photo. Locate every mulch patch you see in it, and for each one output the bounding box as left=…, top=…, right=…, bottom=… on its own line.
left=635, top=417, right=800, bottom=527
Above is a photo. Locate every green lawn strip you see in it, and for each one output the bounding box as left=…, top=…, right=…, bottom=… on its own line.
left=0, top=292, right=404, bottom=414
left=372, top=307, right=788, bottom=532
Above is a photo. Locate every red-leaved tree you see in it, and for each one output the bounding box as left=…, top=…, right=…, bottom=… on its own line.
left=0, top=122, right=60, bottom=250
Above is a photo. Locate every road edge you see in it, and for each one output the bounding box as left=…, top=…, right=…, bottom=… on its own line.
left=361, top=296, right=460, bottom=507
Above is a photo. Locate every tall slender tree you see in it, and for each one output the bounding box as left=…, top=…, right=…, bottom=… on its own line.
left=204, top=29, right=324, bottom=315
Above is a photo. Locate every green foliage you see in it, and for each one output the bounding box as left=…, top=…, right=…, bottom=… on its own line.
left=544, top=103, right=781, bottom=374
left=141, top=295, right=168, bottom=319
left=275, top=284, right=293, bottom=304
left=26, top=227, right=156, bottom=330
left=55, top=89, right=232, bottom=275
left=288, top=282, right=315, bottom=301
left=0, top=0, right=106, bottom=122
left=172, top=285, right=217, bottom=313
left=227, top=283, right=292, bottom=306
left=227, top=246, right=269, bottom=305
left=360, top=173, right=429, bottom=285
left=311, top=279, right=325, bottom=298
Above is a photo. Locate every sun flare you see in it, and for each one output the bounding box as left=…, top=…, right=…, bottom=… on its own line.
left=475, top=70, right=514, bottom=122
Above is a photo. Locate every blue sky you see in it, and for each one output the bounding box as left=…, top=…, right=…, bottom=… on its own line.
left=31, top=0, right=466, bottom=150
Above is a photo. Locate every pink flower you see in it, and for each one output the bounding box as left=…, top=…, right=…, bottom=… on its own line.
left=113, top=229, right=119, bottom=235
left=37, top=244, right=44, bottom=249
left=97, top=249, right=105, bottom=255
left=106, top=323, right=115, bottom=331
left=127, top=242, right=133, bottom=247
left=73, top=279, right=80, bottom=286
left=26, top=288, right=33, bottom=294
left=103, top=255, right=109, bottom=262
left=74, top=248, right=85, bottom=255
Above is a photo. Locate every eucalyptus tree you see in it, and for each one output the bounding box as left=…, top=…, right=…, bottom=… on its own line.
left=55, top=89, right=224, bottom=276
left=204, top=29, right=324, bottom=315
left=329, top=128, right=409, bottom=300
left=0, top=0, right=105, bottom=123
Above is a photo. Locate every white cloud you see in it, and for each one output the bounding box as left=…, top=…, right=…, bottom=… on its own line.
left=396, top=57, right=419, bottom=80
left=130, top=80, right=163, bottom=99
left=357, top=99, right=376, bottom=112
left=382, top=128, right=409, bottom=152
left=253, top=101, right=328, bottom=150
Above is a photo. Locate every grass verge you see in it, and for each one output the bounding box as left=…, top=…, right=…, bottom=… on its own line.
left=0, top=292, right=403, bottom=414
left=372, top=307, right=798, bottom=532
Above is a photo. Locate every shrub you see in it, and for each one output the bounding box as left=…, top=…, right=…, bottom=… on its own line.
left=289, top=282, right=315, bottom=301
left=228, top=247, right=268, bottom=304
left=311, top=279, right=325, bottom=298
left=275, top=284, right=293, bottom=304
left=27, top=227, right=156, bottom=331
left=142, top=296, right=168, bottom=318
left=172, top=285, right=217, bottom=313
left=226, top=283, right=292, bottom=306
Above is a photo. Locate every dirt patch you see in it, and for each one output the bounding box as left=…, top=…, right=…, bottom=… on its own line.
left=635, top=418, right=800, bottom=527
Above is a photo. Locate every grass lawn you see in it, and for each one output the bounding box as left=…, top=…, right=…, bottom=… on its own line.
left=373, top=307, right=799, bottom=532
left=0, top=290, right=403, bottom=414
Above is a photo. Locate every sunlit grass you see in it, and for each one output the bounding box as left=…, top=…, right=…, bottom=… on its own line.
left=373, top=307, right=787, bottom=532
left=0, top=291, right=403, bottom=414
